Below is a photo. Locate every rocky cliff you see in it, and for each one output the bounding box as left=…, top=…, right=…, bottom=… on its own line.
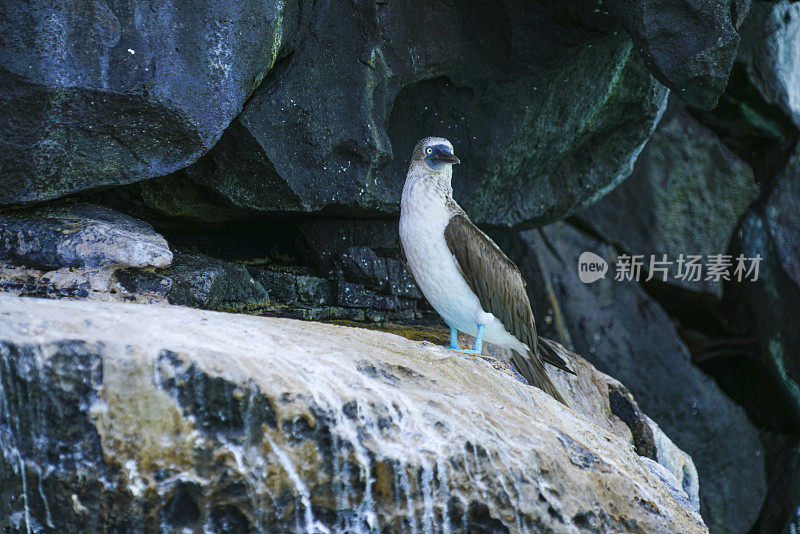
left=0, top=296, right=704, bottom=533
left=1, top=0, right=799, bottom=532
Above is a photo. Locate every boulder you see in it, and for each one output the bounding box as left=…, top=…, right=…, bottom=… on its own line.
left=754, top=433, right=800, bottom=534
left=107, top=1, right=668, bottom=227
left=0, top=0, right=287, bottom=204
left=0, top=202, right=172, bottom=270
left=0, top=295, right=706, bottom=533
left=738, top=1, right=800, bottom=128
left=764, top=148, right=800, bottom=289
left=161, top=252, right=269, bottom=312
left=577, top=99, right=759, bottom=297
left=505, top=222, right=766, bottom=533
left=606, top=0, right=742, bottom=109
left=730, top=169, right=800, bottom=433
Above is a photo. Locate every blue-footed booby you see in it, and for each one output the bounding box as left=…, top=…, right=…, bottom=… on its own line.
left=399, top=137, right=573, bottom=405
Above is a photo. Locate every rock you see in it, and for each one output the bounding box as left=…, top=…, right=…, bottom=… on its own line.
left=0, top=295, right=707, bottom=532
left=738, top=1, right=800, bottom=128
left=540, top=341, right=700, bottom=510
left=606, top=0, right=741, bottom=109
left=251, top=268, right=334, bottom=308
left=754, top=433, right=800, bottom=534
left=508, top=222, right=766, bottom=533
left=577, top=100, right=759, bottom=296
left=649, top=415, right=701, bottom=513
left=108, top=2, right=668, bottom=228
left=295, top=275, right=334, bottom=307
left=730, top=164, right=800, bottom=434
left=251, top=269, right=299, bottom=306
left=387, top=258, right=423, bottom=300
left=163, top=253, right=269, bottom=312
left=114, top=269, right=172, bottom=299
left=340, top=247, right=389, bottom=292
left=336, top=281, right=401, bottom=311
left=0, top=0, right=287, bottom=204
left=0, top=202, right=172, bottom=270
left=764, top=149, right=800, bottom=289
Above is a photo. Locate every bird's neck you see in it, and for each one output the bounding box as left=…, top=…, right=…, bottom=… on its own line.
left=405, top=163, right=453, bottom=199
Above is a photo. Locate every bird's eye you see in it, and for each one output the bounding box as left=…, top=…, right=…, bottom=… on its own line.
left=425, top=147, right=433, bottom=155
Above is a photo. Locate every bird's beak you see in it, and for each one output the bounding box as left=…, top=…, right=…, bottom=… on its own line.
left=432, top=146, right=460, bottom=164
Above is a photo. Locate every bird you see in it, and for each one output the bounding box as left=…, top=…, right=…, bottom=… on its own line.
left=399, top=136, right=573, bottom=405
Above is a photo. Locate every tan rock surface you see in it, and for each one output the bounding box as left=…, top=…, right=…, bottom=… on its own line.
left=0, top=296, right=706, bottom=532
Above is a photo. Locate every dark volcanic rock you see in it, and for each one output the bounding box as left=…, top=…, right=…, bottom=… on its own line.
left=507, top=222, right=766, bottom=534
left=729, top=155, right=800, bottom=434
left=336, top=281, right=401, bottom=311
left=607, top=0, right=742, bottom=109
left=340, top=246, right=389, bottom=292
left=577, top=99, right=759, bottom=296
left=0, top=0, right=287, bottom=205
left=764, top=149, right=800, bottom=289
left=387, top=258, right=422, bottom=300
left=755, top=433, right=800, bottom=534
left=117, top=1, right=668, bottom=227
left=738, top=1, right=800, bottom=128
left=0, top=202, right=172, bottom=270
left=164, top=253, right=268, bottom=311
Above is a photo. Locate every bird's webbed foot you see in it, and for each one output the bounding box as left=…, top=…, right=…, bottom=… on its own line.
left=446, top=326, right=461, bottom=351
left=449, top=324, right=484, bottom=355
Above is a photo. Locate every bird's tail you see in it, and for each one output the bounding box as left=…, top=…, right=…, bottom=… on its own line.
left=510, top=349, right=571, bottom=407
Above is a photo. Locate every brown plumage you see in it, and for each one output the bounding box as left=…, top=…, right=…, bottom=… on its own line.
left=444, top=214, right=573, bottom=405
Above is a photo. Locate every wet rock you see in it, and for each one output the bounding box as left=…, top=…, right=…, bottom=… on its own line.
left=0, top=295, right=707, bottom=532
left=0, top=0, right=287, bottom=204
left=738, top=1, right=800, bottom=128
left=607, top=0, right=741, bottom=109
left=578, top=100, right=759, bottom=296
left=0, top=202, right=172, bottom=270
left=542, top=340, right=700, bottom=510
left=163, top=253, right=268, bottom=312
left=509, top=222, right=765, bottom=533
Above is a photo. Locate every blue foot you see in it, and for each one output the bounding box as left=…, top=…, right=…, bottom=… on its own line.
left=451, top=324, right=484, bottom=355
left=446, top=326, right=461, bottom=351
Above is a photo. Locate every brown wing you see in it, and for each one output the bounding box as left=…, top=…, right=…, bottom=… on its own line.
left=443, top=214, right=574, bottom=375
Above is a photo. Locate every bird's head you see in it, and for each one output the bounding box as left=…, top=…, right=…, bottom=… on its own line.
left=411, top=137, right=460, bottom=172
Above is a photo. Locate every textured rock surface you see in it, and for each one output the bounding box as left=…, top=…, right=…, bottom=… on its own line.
left=104, top=1, right=669, bottom=227
left=543, top=342, right=700, bottom=510
left=577, top=99, right=759, bottom=296
left=607, top=0, right=742, bottom=109
left=754, top=433, right=800, bottom=534
left=0, top=202, right=172, bottom=270
left=0, top=0, right=286, bottom=204
left=162, top=252, right=268, bottom=312
left=503, top=222, right=766, bottom=533
left=764, top=148, right=800, bottom=289
left=0, top=295, right=706, bottom=533
left=739, top=1, right=800, bottom=128
left=732, top=168, right=800, bottom=434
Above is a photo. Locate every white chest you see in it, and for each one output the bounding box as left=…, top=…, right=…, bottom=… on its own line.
left=399, top=179, right=485, bottom=333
